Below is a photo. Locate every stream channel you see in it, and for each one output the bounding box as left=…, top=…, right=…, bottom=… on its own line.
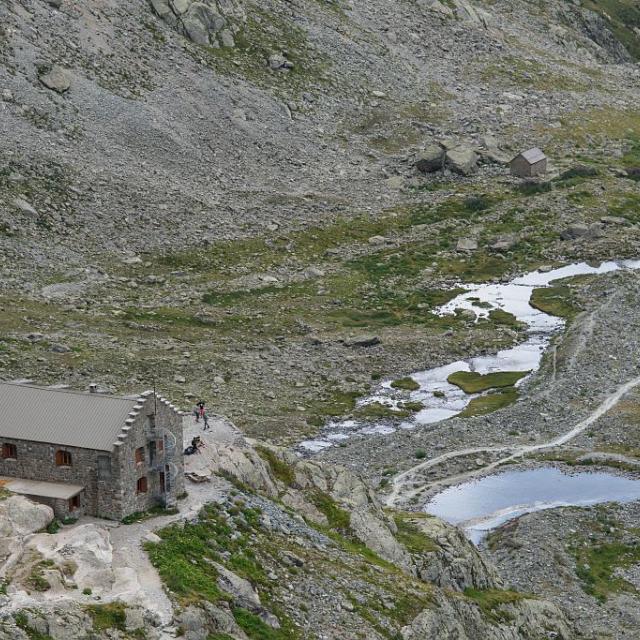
left=300, top=259, right=640, bottom=453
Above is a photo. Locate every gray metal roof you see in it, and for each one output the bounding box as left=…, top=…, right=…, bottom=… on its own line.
left=518, top=148, right=546, bottom=164
left=0, top=382, right=141, bottom=451
left=0, top=476, right=83, bottom=499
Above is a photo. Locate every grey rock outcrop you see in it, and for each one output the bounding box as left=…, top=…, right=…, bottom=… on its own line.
left=149, top=0, right=245, bottom=48
left=407, top=515, right=500, bottom=591
left=402, top=591, right=571, bottom=640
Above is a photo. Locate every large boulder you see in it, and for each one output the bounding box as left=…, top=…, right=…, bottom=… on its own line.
left=38, top=65, right=71, bottom=93
left=446, top=146, right=478, bottom=175
left=26, top=524, right=113, bottom=593
left=182, top=3, right=226, bottom=46
left=0, top=496, right=54, bottom=538
left=415, top=144, right=445, bottom=173
left=456, top=238, right=478, bottom=252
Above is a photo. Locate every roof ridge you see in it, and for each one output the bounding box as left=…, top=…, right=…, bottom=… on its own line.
left=0, top=381, right=143, bottom=402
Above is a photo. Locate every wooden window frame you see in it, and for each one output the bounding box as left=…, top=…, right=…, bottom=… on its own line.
left=135, top=446, right=145, bottom=465
left=136, top=476, right=148, bottom=494
left=55, top=450, right=72, bottom=467
left=2, top=443, right=17, bottom=460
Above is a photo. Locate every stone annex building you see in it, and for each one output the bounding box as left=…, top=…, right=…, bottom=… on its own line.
left=0, top=382, right=185, bottom=520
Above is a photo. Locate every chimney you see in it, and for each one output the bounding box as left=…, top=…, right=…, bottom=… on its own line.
left=88, top=383, right=98, bottom=394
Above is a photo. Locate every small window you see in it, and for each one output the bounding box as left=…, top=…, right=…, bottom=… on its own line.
left=69, top=495, right=81, bottom=511
left=2, top=443, right=17, bottom=459
left=135, top=447, right=145, bottom=465
left=55, top=450, right=72, bottom=467
left=157, top=439, right=164, bottom=452
left=136, top=476, right=148, bottom=494
left=97, top=455, right=112, bottom=481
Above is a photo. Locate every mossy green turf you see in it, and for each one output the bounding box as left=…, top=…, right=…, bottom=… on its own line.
left=462, top=588, right=528, bottom=623
left=529, top=285, right=577, bottom=318
left=459, top=388, right=519, bottom=417
left=573, top=541, right=640, bottom=602
left=447, top=371, right=529, bottom=394
left=391, top=377, right=420, bottom=391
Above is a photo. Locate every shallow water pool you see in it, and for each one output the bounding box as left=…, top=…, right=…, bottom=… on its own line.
left=424, top=467, right=640, bottom=544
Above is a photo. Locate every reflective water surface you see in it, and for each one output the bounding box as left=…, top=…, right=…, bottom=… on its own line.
left=425, top=467, right=640, bottom=544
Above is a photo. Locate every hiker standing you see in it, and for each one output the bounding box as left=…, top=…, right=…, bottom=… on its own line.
left=197, top=401, right=206, bottom=422
left=202, top=412, right=210, bottom=431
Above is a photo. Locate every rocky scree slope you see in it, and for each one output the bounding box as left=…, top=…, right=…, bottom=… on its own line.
left=1, top=0, right=640, bottom=274
left=0, top=433, right=571, bottom=639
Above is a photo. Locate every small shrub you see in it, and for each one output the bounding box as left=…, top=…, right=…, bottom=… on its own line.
left=82, top=587, right=92, bottom=596
left=515, top=180, right=552, bottom=196
left=463, top=195, right=492, bottom=212
left=46, top=520, right=61, bottom=534
left=554, top=165, right=599, bottom=184
left=415, top=449, right=427, bottom=460
left=625, top=167, right=640, bottom=181
left=86, top=602, right=127, bottom=632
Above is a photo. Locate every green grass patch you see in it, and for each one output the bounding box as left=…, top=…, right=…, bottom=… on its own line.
left=27, top=561, right=53, bottom=592
left=394, top=514, right=439, bottom=554
left=121, top=505, right=179, bottom=525
left=488, top=309, right=523, bottom=328
left=447, top=371, right=529, bottom=394
left=399, top=401, right=425, bottom=412
left=13, top=613, right=54, bottom=640
left=232, top=608, right=288, bottom=640
left=305, top=390, right=360, bottom=427
left=463, top=588, right=527, bottom=623
left=530, top=285, right=577, bottom=318
left=308, top=490, right=351, bottom=532
left=391, top=377, right=420, bottom=391
left=353, top=402, right=411, bottom=420
left=255, top=446, right=296, bottom=487
left=573, top=541, right=640, bottom=603
left=145, top=520, right=227, bottom=604
left=459, top=388, right=519, bottom=417
left=86, top=603, right=127, bottom=633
